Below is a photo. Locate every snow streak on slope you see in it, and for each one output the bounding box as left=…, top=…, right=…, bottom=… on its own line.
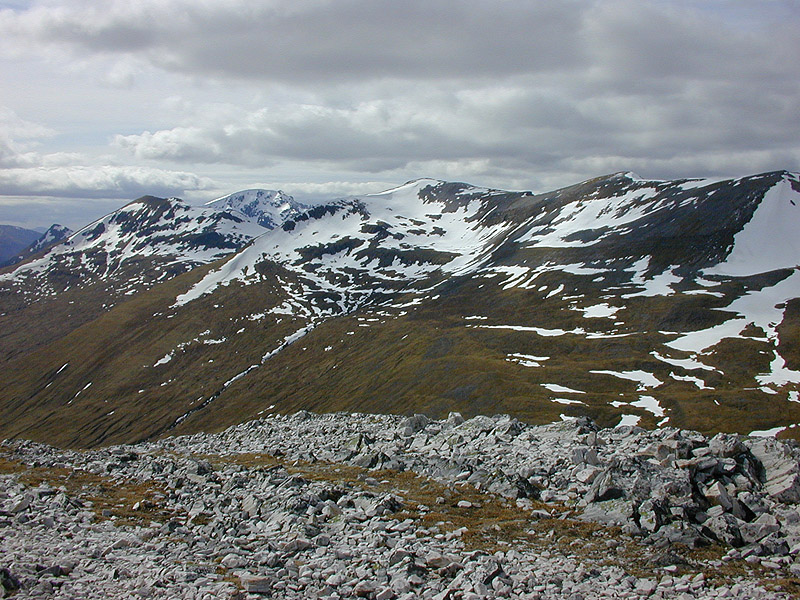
left=669, top=176, right=800, bottom=351
left=516, top=186, right=661, bottom=248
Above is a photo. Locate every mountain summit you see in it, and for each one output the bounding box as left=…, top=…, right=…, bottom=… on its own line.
left=1, top=171, right=799, bottom=447
left=205, top=189, right=309, bottom=229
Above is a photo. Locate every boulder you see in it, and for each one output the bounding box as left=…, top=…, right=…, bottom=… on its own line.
left=239, top=574, right=273, bottom=594
left=746, top=438, right=800, bottom=503
left=703, top=513, right=744, bottom=547
left=401, top=414, right=430, bottom=436
left=582, top=470, right=624, bottom=504
left=580, top=498, right=635, bottom=527
left=740, top=513, right=780, bottom=545
left=704, top=481, right=734, bottom=511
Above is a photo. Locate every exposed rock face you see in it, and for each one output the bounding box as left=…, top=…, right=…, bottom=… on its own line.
left=3, top=412, right=800, bottom=598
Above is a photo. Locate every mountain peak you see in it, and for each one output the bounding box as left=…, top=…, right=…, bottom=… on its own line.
left=206, top=189, right=308, bottom=229
left=31, top=223, right=72, bottom=251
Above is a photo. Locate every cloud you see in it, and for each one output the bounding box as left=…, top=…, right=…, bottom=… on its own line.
left=0, top=106, right=217, bottom=202
left=113, top=75, right=800, bottom=183
left=0, top=106, right=54, bottom=167
left=1, top=0, right=799, bottom=204
left=1, top=0, right=796, bottom=87
left=0, top=0, right=585, bottom=82
left=275, top=180, right=398, bottom=201
left=0, top=165, right=215, bottom=199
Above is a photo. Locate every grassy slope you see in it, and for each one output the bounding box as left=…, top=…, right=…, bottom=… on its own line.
left=2, top=197, right=799, bottom=448
left=176, top=270, right=800, bottom=443
left=3, top=257, right=799, bottom=448
left=2, top=259, right=799, bottom=447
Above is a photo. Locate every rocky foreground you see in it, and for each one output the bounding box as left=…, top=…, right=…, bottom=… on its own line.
left=2, top=413, right=800, bottom=599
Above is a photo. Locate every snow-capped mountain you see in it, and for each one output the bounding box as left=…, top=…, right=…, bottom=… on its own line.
left=0, top=192, right=295, bottom=301
left=205, top=189, right=309, bottom=229
left=1, top=171, right=799, bottom=447
left=29, top=224, right=73, bottom=253
left=176, top=178, right=516, bottom=313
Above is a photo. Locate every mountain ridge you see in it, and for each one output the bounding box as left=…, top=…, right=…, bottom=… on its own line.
left=1, top=170, right=799, bottom=447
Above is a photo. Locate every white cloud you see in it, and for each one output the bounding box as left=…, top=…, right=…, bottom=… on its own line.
left=112, top=73, right=800, bottom=183
left=276, top=180, right=398, bottom=200
left=0, top=107, right=217, bottom=201
left=0, top=166, right=215, bottom=199
left=0, top=106, right=54, bottom=167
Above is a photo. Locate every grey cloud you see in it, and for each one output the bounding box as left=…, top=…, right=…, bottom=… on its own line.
left=0, top=0, right=598, bottom=82
left=113, top=70, right=800, bottom=179
left=0, top=106, right=54, bottom=167
left=0, top=109, right=216, bottom=200
left=2, top=0, right=796, bottom=88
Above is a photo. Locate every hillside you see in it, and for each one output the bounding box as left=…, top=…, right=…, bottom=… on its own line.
left=0, top=171, right=799, bottom=447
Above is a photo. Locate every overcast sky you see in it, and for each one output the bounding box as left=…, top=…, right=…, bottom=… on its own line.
left=1, top=0, right=799, bottom=229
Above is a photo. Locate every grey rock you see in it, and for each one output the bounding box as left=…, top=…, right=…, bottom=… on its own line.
left=740, top=513, right=780, bottom=544
left=401, top=414, right=430, bottom=436
left=703, top=513, right=744, bottom=547
left=0, top=568, right=20, bottom=592
left=239, top=574, right=273, bottom=593
left=580, top=499, right=634, bottom=527
left=747, top=438, right=800, bottom=503
left=704, top=481, right=734, bottom=511
left=9, top=494, right=31, bottom=514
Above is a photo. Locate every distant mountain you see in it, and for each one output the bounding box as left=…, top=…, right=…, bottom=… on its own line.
left=0, top=192, right=302, bottom=304
left=1, top=171, right=798, bottom=447
left=2, top=224, right=73, bottom=267
left=0, top=225, right=42, bottom=265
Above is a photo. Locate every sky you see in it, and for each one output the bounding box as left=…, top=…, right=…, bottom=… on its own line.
left=1, top=0, right=799, bottom=230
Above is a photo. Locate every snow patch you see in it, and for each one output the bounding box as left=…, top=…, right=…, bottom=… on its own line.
left=631, top=395, right=665, bottom=418
left=154, top=353, right=173, bottom=366
left=706, top=178, right=800, bottom=277
left=580, top=303, right=619, bottom=319
left=756, top=351, right=800, bottom=388
left=617, top=414, right=641, bottom=427
left=542, top=383, right=586, bottom=395
left=506, top=353, right=549, bottom=367
left=591, top=369, right=663, bottom=390
left=670, top=373, right=710, bottom=390
left=749, top=426, right=787, bottom=438
left=651, top=351, right=716, bottom=372
left=551, top=398, right=586, bottom=406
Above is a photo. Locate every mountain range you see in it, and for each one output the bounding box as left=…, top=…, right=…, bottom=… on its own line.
left=1, top=171, right=798, bottom=448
